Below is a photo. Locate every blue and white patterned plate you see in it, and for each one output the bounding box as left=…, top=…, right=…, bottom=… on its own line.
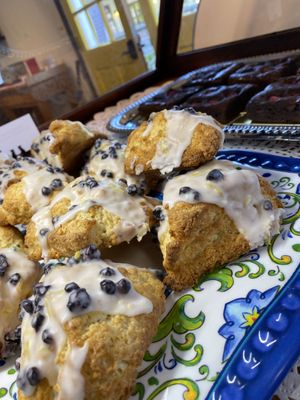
left=0, top=150, right=299, bottom=400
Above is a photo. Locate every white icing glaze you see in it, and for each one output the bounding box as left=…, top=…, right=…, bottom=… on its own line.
left=57, top=343, right=88, bottom=400
left=22, top=169, right=68, bottom=212
left=86, top=139, right=145, bottom=187
left=147, top=109, right=224, bottom=174
left=19, top=259, right=153, bottom=398
left=32, top=177, right=151, bottom=259
left=0, top=248, right=38, bottom=345
left=162, top=160, right=283, bottom=249
left=31, top=130, right=62, bottom=169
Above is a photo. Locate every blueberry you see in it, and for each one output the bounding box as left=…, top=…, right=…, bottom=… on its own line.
left=100, top=169, right=107, bottom=177
left=22, top=299, right=34, bottom=314
left=26, top=367, right=41, bottom=386
left=42, top=329, right=53, bottom=345
left=86, top=177, right=98, bottom=189
left=50, top=179, right=63, bottom=190
left=31, top=143, right=40, bottom=153
left=127, top=184, right=137, bottom=196
left=100, top=267, right=115, bottom=277
left=0, top=254, right=9, bottom=268
left=118, top=178, right=127, bottom=186
left=67, top=288, right=91, bottom=312
left=94, top=139, right=102, bottom=149
left=179, top=186, right=191, bottom=195
left=46, top=166, right=55, bottom=174
left=117, top=279, right=131, bottom=294
left=114, top=142, right=122, bottom=149
left=101, top=153, right=108, bottom=160
left=193, top=190, right=200, bottom=201
left=153, top=207, right=165, bottom=221
left=41, top=186, right=52, bottom=196
left=154, top=269, right=166, bottom=281
left=52, top=216, right=59, bottom=225
left=80, top=244, right=101, bottom=261
left=39, top=228, right=49, bottom=237
left=100, top=279, right=116, bottom=295
left=206, top=169, right=224, bottom=182
left=31, top=312, right=45, bottom=332
left=11, top=162, right=22, bottom=169
left=69, top=204, right=77, bottom=211
left=263, top=200, right=273, bottom=210
left=106, top=171, right=113, bottom=178
left=34, top=284, right=50, bottom=297
left=64, top=282, right=80, bottom=293
left=9, top=273, right=21, bottom=285
left=185, top=107, right=197, bottom=114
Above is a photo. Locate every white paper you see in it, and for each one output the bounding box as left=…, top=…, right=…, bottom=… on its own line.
left=0, top=114, right=39, bottom=155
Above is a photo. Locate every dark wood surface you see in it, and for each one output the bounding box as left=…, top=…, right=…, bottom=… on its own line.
left=42, top=0, right=300, bottom=128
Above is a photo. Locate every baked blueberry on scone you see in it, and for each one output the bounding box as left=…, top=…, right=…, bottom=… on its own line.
left=84, top=138, right=148, bottom=194
left=25, top=176, right=154, bottom=261
left=31, top=120, right=101, bottom=174
left=124, top=109, right=224, bottom=177
left=156, top=160, right=283, bottom=290
left=0, top=246, right=41, bottom=358
left=17, top=247, right=165, bottom=400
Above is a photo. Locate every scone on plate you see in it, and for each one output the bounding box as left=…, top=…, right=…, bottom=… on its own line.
left=124, top=108, right=224, bottom=178
left=25, top=176, right=154, bottom=261
left=0, top=247, right=41, bottom=358
left=31, top=120, right=101, bottom=174
left=84, top=138, right=148, bottom=194
left=1, top=165, right=71, bottom=226
left=157, top=160, right=283, bottom=290
left=17, top=248, right=165, bottom=400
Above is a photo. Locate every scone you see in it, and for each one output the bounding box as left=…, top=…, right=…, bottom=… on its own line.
left=1, top=166, right=71, bottom=225
left=157, top=160, right=283, bottom=290
left=84, top=138, right=148, bottom=194
left=124, top=109, right=224, bottom=177
left=17, top=248, right=165, bottom=400
left=0, top=157, right=48, bottom=225
left=31, top=120, right=101, bottom=174
left=25, top=176, right=154, bottom=261
left=0, top=225, right=24, bottom=250
left=0, top=247, right=41, bottom=357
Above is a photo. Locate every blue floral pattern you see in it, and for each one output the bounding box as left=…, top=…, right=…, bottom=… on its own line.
left=219, top=286, right=280, bottom=362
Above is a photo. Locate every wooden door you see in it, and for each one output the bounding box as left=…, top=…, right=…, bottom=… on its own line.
left=62, top=0, right=148, bottom=94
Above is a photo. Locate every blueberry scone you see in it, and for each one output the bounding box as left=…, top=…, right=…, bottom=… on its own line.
left=84, top=138, right=147, bottom=194
left=124, top=109, right=224, bottom=178
left=0, top=247, right=41, bottom=357
left=25, top=176, right=154, bottom=261
left=156, top=160, right=283, bottom=290
left=0, top=225, right=24, bottom=250
left=17, top=248, right=165, bottom=400
left=1, top=164, right=71, bottom=226
left=31, top=120, right=101, bottom=174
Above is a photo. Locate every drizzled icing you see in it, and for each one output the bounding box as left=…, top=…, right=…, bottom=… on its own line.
left=32, top=177, right=152, bottom=259
left=22, top=168, right=69, bottom=212
left=18, top=259, right=153, bottom=398
left=31, top=130, right=62, bottom=169
left=85, top=138, right=145, bottom=188
left=0, top=158, right=45, bottom=202
left=141, top=109, right=224, bottom=175
left=161, top=160, right=283, bottom=249
left=0, top=248, right=39, bottom=345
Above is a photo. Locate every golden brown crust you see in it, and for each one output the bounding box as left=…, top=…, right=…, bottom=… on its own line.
left=0, top=225, right=24, bottom=250
left=25, top=199, right=153, bottom=261
left=19, top=267, right=165, bottom=400
left=124, top=111, right=222, bottom=177
left=49, top=120, right=99, bottom=174
left=161, top=177, right=283, bottom=290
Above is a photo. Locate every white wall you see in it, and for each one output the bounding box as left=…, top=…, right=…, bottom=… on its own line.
left=194, top=0, right=300, bottom=49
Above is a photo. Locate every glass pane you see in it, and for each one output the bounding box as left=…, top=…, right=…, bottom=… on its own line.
left=87, top=4, right=111, bottom=45
left=102, top=0, right=126, bottom=41
left=66, top=0, right=84, bottom=13
left=178, top=0, right=300, bottom=53
left=75, top=11, right=99, bottom=49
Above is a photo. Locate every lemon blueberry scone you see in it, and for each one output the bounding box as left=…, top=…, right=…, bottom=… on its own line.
left=1, top=164, right=71, bottom=226
left=17, top=247, right=165, bottom=400
left=124, top=108, right=224, bottom=178
left=0, top=247, right=41, bottom=357
left=25, top=176, right=154, bottom=261
left=84, top=138, right=148, bottom=194
left=31, top=120, right=101, bottom=174
left=156, top=160, right=283, bottom=290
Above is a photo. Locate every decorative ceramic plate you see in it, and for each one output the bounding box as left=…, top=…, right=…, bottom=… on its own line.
left=0, top=150, right=299, bottom=400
